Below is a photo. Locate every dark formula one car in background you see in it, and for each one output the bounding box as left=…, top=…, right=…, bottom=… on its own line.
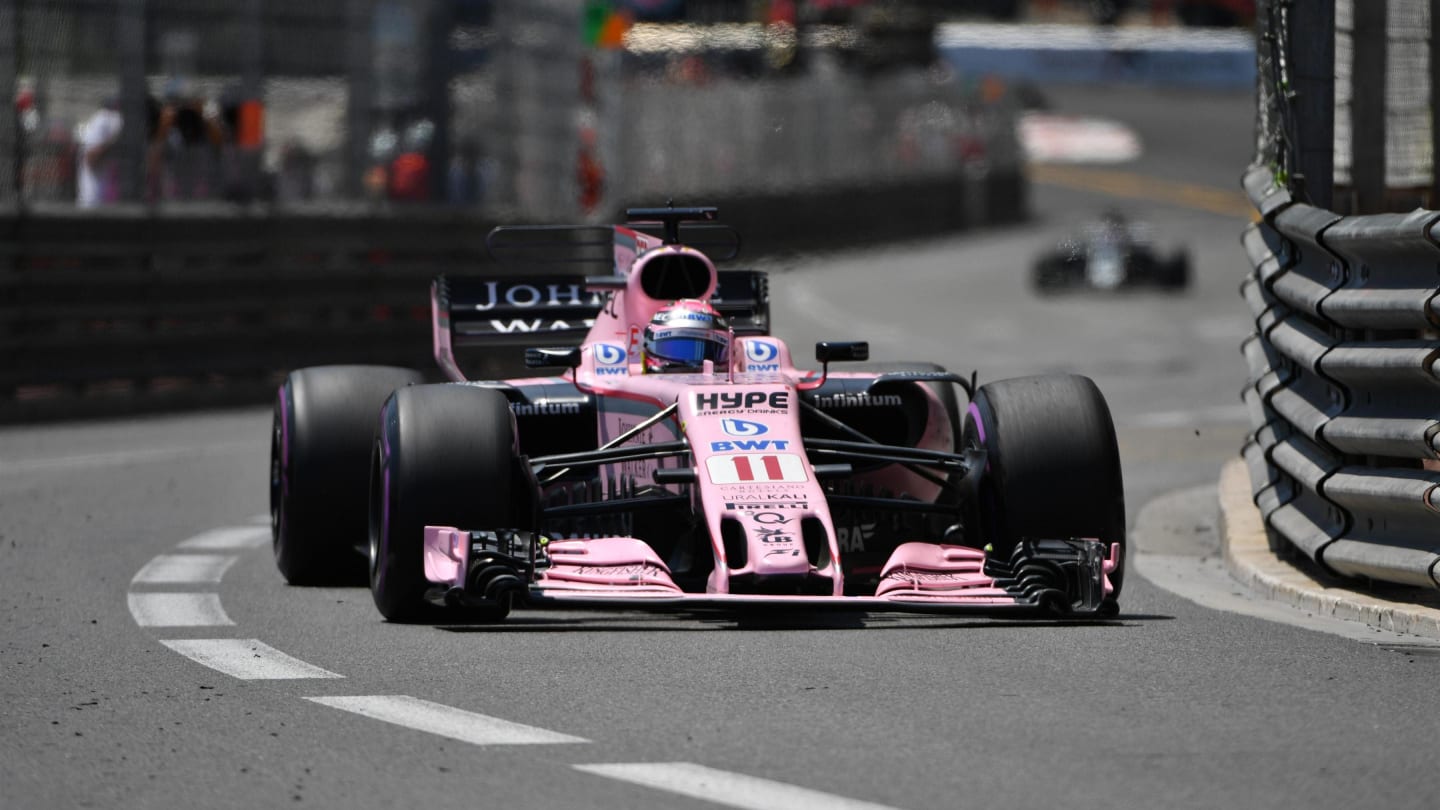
left=271, top=207, right=1126, bottom=623
left=1032, top=211, right=1190, bottom=293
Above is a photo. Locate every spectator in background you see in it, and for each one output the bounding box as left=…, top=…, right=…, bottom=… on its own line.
left=217, top=83, right=266, bottom=203
left=577, top=124, right=603, bottom=214
left=76, top=95, right=122, bottom=208
left=446, top=139, right=485, bottom=206
left=387, top=119, right=434, bottom=202
left=275, top=139, right=317, bottom=202
left=363, top=124, right=398, bottom=201
left=150, top=81, right=226, bottom=201
left=15, top=82, right=38, bottom=135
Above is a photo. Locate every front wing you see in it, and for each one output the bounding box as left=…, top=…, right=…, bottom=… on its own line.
left=423, top=528, right=1120, bottom=618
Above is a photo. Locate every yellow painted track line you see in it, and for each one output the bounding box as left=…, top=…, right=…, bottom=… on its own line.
left=1030, top=163, right=1257, bottom=219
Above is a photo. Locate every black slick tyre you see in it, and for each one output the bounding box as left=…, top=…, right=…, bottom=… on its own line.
left=1031, top=258, right=1064, bottom=294
left=272, top=365, right=422, bottom=586
left=369, top=384, right=531, bottom=622
left=1164, top=250, right=1191, bottom=290
left=962, top=374, right=1126, bottom=602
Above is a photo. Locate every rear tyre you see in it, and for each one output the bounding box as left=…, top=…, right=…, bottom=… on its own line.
left=272, top=365, right=422, bottom=586
left=1033, top=256, right=1085, bottom=294
left=1031, top=258, right=1063, bottom=294
left=962, top=374, right=1126, bottom=602
left=369, top=384, right=531, bottom=622
left=1163, top=250, right=1191, bottom=290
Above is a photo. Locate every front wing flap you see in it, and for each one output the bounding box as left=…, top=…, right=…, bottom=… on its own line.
left=423, top=528, right=1119, bottom=617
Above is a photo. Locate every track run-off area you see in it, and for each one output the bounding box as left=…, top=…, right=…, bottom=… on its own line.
left=6, top=86, right=1440, bottom=809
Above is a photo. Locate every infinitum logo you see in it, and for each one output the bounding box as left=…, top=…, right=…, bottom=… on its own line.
left=513, top=401, right=582, bottom=416
left=815, top=393, right=901, bottom=408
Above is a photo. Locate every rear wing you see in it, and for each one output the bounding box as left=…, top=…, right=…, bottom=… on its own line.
left=432, top=223, right=768, bottom=381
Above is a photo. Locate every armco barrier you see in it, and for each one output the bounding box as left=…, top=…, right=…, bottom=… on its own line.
left=0, top=209, right=475, bottom=422
left=1240, top=165, right=1440, bottom=591
left=0, top=171, right=1021, bottom=423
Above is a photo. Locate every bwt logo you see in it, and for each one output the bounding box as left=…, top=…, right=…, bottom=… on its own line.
left=710, top=439, right=790, bottom=452
left=744, top=341, right=779, bottom=370
left=721, top=418, right=768, bottom=437
left=693, top=391, right=790, bottom=412
left=668, top=311, right=712, bottom=322
left=594, top=343, right=626, bottom=375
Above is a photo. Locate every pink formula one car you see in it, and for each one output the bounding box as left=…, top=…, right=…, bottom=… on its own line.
left=271, top=207, right=1125, bottom=622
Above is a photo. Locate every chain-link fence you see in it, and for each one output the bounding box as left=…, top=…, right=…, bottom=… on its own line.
left=601, top=68, right=1015, bottom=203
left=1334, top=0, right=1433, bottom=195
left=3, top=0, right=1016, bottom=221
left=5, top=0, right=488, bottom=211
left=1258, top=0, right=1437, bottom=213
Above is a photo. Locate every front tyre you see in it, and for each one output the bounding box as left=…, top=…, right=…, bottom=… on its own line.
left=963, top=374, right=1126, bottom=603
left=369, top=384, right=531, bottom=622
left=272, top=365, right=422, bottom=585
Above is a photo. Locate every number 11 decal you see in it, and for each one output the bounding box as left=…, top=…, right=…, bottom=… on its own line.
left=705, top=453, right=808, bottom=484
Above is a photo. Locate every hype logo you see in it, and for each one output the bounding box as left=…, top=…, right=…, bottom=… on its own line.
left=744, top=340, right=779, bottom=371
left=721, top=418, right=768, bottom=437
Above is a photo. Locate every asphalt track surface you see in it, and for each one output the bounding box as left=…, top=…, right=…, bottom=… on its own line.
left=6, top=86, right=1440, bottom=810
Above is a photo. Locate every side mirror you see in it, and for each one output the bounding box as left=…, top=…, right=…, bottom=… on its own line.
left=815, top=341, right=869, bottom=364
left=525, top=346, right=583, bottom=369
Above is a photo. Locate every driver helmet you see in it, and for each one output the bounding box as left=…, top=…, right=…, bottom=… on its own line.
left=642, top=299, right=730, bottom=373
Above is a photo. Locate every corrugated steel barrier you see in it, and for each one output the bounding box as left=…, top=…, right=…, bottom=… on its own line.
left=1240, top=165, right=1440, bottom=591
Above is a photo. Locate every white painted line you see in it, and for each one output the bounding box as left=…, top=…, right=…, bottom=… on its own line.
left=306, top=695, right=588, bottom=746
left=1136, top=482, right=1440, bottom=646
left=572, top=762, right=907, bottom=810
left=131, top=554, right=238, bottom=585
left=1133, top=551, right=1436, bottom=645
left=177, top=526, right=271, bottom=551
left=128, top=593, right=235, bottom=627
left=160, top=639, right=343, bottom=680
left=1, top=440, right=253, bottom=475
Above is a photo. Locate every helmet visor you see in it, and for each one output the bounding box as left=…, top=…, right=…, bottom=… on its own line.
left=647, top=327, right=730, bottom=365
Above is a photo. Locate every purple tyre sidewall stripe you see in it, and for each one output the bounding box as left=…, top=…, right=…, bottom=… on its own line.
left=275, top=384, right=292, bottom=541
left=966, top=402, right=986, bottom=445
left=375, top=400, right=395, bottom=591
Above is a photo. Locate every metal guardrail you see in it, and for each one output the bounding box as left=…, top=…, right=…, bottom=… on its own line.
left=0, top=209, right=471, bottom=422
left=0, top=171, right=1024, bottom=424
left=1240, top=164, right=1440, bottom=590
